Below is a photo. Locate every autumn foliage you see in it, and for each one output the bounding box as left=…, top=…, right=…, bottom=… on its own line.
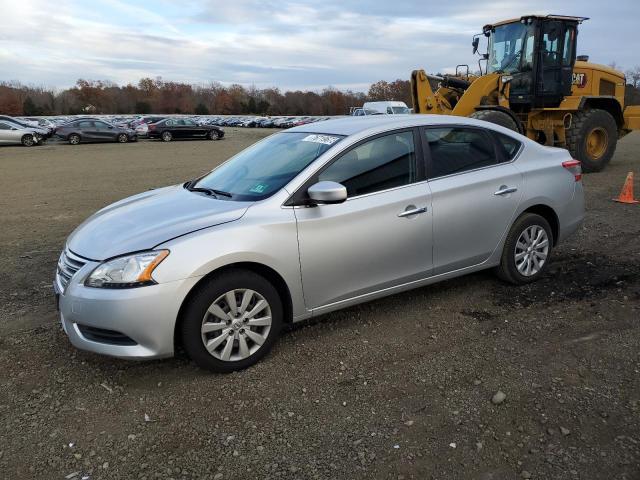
left=0, top=78, right=413, bottom=116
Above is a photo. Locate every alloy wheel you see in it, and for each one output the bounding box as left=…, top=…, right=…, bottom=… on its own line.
left=514, top=225, right=549, bottom=276
left=118, top=133, right=128, bottom=143
left=200, top=289, right=272, bottom=362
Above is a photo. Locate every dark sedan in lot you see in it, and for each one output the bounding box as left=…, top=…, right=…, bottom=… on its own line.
left=55, top=119, right=137, bottom=145
left=148, top=118, right=224, bottom=142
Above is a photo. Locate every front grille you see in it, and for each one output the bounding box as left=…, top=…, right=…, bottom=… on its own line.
left=56, top=249, right=87, bottom=292
left=77, top=325, right=137, bottom=346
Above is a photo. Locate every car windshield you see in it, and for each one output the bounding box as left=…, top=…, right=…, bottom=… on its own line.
left=390, top=106, right=410, bottom=114
left=193, top=132, right=344, bottom=201
left=487, top=22, right=535, bottom=74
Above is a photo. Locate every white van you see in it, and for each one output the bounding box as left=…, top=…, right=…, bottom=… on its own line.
left=362, top=101, right=411, bottom=115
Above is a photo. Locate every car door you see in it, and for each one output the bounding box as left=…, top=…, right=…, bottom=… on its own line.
left=93, top=121, right=116, bottom=141
left=77, top=120, right=99, bottom=141
left=0, top=121, right=19, bottom=143
left=423, top=125, right=523, bottom=275
left=183, top=119, right=202, bottom=137
left=293, top=129, right=433, bottom=310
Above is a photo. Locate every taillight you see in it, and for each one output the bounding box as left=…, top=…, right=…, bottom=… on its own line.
left=562, top=159, right=582, bottom=182
left=148, top=124, right=156, bottom=130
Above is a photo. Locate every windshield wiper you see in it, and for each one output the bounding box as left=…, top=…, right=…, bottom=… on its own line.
left=209, top=189, right=232, bottom=198
left=184, top=181, right=232, bottom=198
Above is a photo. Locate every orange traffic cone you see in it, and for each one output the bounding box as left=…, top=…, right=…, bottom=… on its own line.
left=613, top=172, right=639, bottom=204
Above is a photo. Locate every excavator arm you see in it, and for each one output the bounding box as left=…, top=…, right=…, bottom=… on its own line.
left=411, top=69, right=502, bottom=117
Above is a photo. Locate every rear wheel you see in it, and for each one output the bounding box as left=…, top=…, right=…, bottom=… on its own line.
left=495, top=213, right=553, bottom=285
left=180, top=269, right=283, bottom=373
left=117, top=133, right=128, bottom=143
left=68, top=133, right=81, bottom=145
left=566, top=109, right=617, bottom=173
left=469, top=110, right=519, bottom=132
left=21, top=134, right=35, bottom=147
left=161, top=131, right=172, bottom=142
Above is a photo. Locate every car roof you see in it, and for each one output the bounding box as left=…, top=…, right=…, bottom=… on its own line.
left=287, top=114, right=518, bottom=137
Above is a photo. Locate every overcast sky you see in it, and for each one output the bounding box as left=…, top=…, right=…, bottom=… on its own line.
left=1, top=0, right=638, bottom=91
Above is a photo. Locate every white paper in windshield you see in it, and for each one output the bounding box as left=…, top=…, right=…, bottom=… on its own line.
left=301, top=134, right=341, bottom=145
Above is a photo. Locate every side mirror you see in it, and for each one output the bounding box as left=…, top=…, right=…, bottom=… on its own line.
left=472, top=37, right=480, bottom=54
left=307, top=181, right=347, bottom=205
left=108, top=125, right=114, bottom=129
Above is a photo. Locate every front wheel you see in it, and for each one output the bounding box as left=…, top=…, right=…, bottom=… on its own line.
left=21, top=134, right=35, bottom=147
left=161, top=131, right=173, bottom=142
left=208, top=129, right=220, bottom=140
left=117, top=133, right=128, bottom=143
left=495, top=213, right=553, bottom=285
left=469, top=110, right=519, bottom=132
left=180, top=269, right=283, bottom=373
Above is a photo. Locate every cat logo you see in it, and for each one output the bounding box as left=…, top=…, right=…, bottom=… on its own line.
left=572, top=73, right=587, bottom=88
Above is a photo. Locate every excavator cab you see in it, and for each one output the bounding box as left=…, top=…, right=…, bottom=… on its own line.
left=483, top=15, right=587, bottom=109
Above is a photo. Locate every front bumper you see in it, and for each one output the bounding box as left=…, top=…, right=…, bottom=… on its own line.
left=56, top=264, right=201, bottom=360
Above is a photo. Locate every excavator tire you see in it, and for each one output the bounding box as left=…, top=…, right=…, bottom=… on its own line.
left=566, top=109, right=617, bottom=173
left=469, top=110, right=519, bottom=132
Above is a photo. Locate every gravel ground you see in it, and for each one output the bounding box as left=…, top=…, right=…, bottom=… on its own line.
left=0, top=130, right=639, bottom=480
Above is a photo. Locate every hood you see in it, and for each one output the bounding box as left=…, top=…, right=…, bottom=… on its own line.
left=67, top=185, right=251, bottom=260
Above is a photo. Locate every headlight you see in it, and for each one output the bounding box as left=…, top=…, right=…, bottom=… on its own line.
left=85, top=250, right=169, bottom=288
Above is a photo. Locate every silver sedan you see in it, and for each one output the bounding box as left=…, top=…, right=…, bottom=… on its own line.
left=0, top=120, right=42, bottom=146
left=55, top=115, right=584, bottom=372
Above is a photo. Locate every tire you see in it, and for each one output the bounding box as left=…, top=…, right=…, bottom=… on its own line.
left=469, top=110, right=519, bottom=132
left=208, top=129, right=220, bottom=140
left=161, top=131, right=172, bottom=142
left=180, top=269, right=283, bottom=373
left=495, top=213, right=553, bottom=285
left=566, top=109, right=618, bottom=173
left=68, top=133, right=81, bottom=145
left=117, top=133, right=128, bottom=143
left=21, top=134, right=35, bottom=147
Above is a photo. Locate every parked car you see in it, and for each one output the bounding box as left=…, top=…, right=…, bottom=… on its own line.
left=54, top=118, right=137, bottom=145
left=147, top=118, right=224, bottom=142
left=0, top=120, right=43, bottom=146
left=55, top=115, right=584, bottom=372
left=0, top=115, right=53, bottom=138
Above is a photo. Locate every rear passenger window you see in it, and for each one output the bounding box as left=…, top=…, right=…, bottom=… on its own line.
left=425, top=127, right=496, bottom=178
left=495, top=132, right=522, bottom=161
left=319, top=131, right=417, bottom=197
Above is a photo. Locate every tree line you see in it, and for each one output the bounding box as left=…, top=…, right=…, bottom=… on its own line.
left=1, top=66, right=638, bottom=117
left=0, top=78, right=413, bottom=117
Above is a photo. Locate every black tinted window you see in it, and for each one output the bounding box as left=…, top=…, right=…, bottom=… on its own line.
left=78, top=121, right=94, bottom=128
left=495, top=132, right=522, bottom=160
left=426, top=127, right=496, bottom=178
left=319, top=131, right=417, bottom=197
left=0, top=122, right=10, bottom=130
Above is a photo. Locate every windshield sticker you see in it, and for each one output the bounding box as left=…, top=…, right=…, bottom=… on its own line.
left=249, top=184, right=268, bottom=194
left=302, top=134, right=341, bottom=145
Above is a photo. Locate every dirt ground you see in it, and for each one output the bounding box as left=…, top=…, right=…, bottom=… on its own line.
left=0, top=130, right=639, bottom=480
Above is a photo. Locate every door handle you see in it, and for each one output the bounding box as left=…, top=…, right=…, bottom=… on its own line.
left=494, top=186, right=518, bottom=196
left=398, top=207, right=427, bottom=218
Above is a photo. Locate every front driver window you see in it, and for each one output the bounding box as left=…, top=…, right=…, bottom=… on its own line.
left=319, top=131, right=417, bottom=197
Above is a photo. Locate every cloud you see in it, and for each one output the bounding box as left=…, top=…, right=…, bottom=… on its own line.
left=0, top=0, right=638, bottom=90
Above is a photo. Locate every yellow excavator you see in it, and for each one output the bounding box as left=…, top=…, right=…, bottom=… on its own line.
left=411, top=14, right=640, bottom=172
